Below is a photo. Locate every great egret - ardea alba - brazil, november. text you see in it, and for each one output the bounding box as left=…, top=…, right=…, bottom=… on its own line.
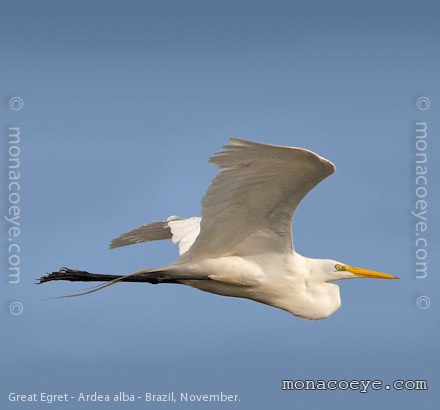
left=39, top=138, right=397, bottom=319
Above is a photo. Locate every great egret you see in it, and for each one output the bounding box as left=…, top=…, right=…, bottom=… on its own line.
left=39, top=138, right=397, bottom=319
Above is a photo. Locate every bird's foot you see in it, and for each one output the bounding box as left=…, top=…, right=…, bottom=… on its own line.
left=37, top=268, right=114, bottom=284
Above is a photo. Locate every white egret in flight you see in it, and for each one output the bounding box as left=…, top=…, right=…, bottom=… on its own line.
left=40, top=138, right=397, bottom=319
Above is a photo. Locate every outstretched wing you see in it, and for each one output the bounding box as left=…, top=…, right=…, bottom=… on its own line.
left=184, top=138, right=335, bottom=260
left=110, top=216, right=201, bottom=256
left=109, top=220, right=176, bottom=249
left=167, top=217, right=201, bottom=255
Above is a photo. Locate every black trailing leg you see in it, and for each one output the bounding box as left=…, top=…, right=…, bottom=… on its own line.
left=38, top=267, right=209, bottom=285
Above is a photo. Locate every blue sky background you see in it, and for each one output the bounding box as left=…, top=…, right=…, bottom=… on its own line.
left=1, top=1, right=439, bottom=409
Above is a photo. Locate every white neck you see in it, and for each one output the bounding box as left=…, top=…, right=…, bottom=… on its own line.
left=272, top=254, right=342, bottom=319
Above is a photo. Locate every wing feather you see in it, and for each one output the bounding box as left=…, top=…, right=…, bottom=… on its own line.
left=109, top=216, right=201, bottom=256
left=109, top=220, right=176, bottom=249
left=184, top=138, right=335, bottom=259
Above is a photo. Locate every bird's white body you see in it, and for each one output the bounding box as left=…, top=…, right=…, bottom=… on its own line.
left=106, top=138, right=396, bottom=319
left=177, top=254, right=341, bottom=319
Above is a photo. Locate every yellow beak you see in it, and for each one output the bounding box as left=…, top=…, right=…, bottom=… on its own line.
left=345, top=265, right=398, bottom=280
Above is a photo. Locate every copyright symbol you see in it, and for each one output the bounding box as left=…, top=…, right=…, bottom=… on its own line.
left=416, top=97, right=430, bottom=111
left=9, top=96, right=24, bottom=111
left=416, top=296, right=430, bottom=310
left=9, top=301, right=24, bottom=316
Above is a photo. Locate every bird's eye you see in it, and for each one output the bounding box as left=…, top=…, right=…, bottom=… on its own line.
left=335, top=264, right=343, bottom=271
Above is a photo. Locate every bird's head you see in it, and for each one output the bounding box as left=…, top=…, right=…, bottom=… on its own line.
left=314, top=259, right=398, bottom=282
